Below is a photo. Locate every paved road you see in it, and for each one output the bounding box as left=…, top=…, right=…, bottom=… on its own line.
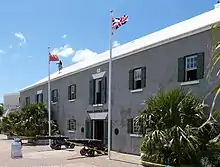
left=0, top=135, right=142, bottom=167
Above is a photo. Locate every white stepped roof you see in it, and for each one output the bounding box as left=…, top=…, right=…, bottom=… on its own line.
left=20, top=7, right=220, bottom=92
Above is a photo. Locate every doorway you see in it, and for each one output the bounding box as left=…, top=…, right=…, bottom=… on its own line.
left=94, top=120, right=104, bottom=141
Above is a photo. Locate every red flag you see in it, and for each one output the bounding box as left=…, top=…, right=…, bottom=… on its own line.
left=49, top=52, right=59, bottom=61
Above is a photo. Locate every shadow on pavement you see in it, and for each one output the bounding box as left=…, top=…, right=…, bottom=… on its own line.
left=111, top=158, right=140, bottom=166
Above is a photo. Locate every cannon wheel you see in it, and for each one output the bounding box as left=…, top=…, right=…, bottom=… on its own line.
left=70, top=144, right=75, bottom=149
left=54, top=144, right=61, bottom=150
left=80, top=147, right=86, bottom=156
left=87, top=150, right=95, bottom=157
left=50, top=144, right=56, bottom=149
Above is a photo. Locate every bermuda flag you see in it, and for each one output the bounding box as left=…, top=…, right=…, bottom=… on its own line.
left=49, top=52, right=59, bottom=62
left=112, top=15, right=128, bottom=32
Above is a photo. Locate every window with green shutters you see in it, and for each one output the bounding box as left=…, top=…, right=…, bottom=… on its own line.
left=89, top=76, right=107, bottom=105
left=35, top=93, right=43, bottom=103
left=129, top=66, right=146, bottom=90
left=127, top=118, right=141, bottom=134
left=178, top=52, right=204, bottom=82
left=67, top=119, right=76, bottom=131
left=51, top=89, right=58, bottom=103
left=68, top=84, right=76, bottom=100
left=25, top=96, right=30, bottom=105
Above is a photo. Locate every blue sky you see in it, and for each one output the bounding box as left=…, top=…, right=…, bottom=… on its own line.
left=0, top=0, right=217, bottom=102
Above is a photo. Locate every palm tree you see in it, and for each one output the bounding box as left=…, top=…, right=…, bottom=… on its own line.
left=137, top=88, right=214, bottom=166
left=201, top=23, right=220, bottom=128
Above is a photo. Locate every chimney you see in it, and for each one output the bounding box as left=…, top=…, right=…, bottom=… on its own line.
left=215, top=1, right=220, bottom=9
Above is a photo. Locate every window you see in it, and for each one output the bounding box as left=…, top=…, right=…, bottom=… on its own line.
left=133, top=121, right=141, bottom=134
left=127, top=118, right=142, bottom=135
left=89, top=76, right=107, bottom=105
left=25, top=96, right=30, bottom=105
left=185, top=55, right=197, bottom=81
left=36, top=93, right=43, bottom=103
left=95, top=78, right=102, bottom=104
left=68, top=119, right=76, bottom=131
left=51, top=89, right=58, bottom=103
left=129, top=67, right=146, bottom=90
left=134, top=68, right=142, bottom=89
left=178, top=52, right=204, bottom=82
left=68, top=84, right=76, bottom=100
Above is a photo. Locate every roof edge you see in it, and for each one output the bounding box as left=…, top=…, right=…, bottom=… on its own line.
left=20, top=22, right=216, bottom=93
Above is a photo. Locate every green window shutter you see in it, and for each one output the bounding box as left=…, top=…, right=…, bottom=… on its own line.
left=101, top=76, right=107, bottom=104
left=56, top=89, right=59, bottom=102
left=85, top=119, right=92, bottom=138
left=197, top=52, right=205, bottom=79
left=127, top=118, right=133, bottom=134
left=51, top=90, right=54, bottom=102
left=129, top=70, right=134, bottom=90
left=177, top=57, right=185, bottom=82
left=68, top=86, right=71, bottom=100
left=89, top=79, right=95, bottom=105
left=41, top=94, right=43, bottom=103
left=73, top=84, right=76, bottom=99
left=141, top=67, right=146, bottom=88
left=67, top=120, right=70, bottom=130
left=139, top=120, right=144, bottom=135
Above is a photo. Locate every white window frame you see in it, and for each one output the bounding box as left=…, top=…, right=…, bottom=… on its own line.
left=52, top=89, right=58, bottom=103
left=68, top=85, right=75, bottom=100
left=68, top=119, right=76, bottom=131
left=185, top=55, right=197, bottom=81
left=133, top=120, right=141, bottom=134
left=133, top=68, right=142, bottom=89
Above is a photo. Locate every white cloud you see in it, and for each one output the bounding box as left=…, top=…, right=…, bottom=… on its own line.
left=14, top=32, right=26, bottom=46
left=52, top=44, right=74, bottom=57
left=9, top=45, right=13, bottom=49
left=72, top=49, right=98, bottom=63
left=0, top=50, right=5, bottom=55
left=62, top=34, right=67, bottom=39
left=113, top=40, right=120, bottom=48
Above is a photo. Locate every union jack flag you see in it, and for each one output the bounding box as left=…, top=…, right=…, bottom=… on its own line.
left=112, top=15, right=129, bottom=32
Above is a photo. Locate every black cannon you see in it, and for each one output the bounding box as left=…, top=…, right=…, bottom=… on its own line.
left=66, top=139, right=108, bottom=157
left=36, top=135, right=69, bottom=150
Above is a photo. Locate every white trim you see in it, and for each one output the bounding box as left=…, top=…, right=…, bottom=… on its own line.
left=20, top=9, right=220, bottom=92
left=37, top=90, right=43, bottom=94
left=93, top=104, right=104, bottom=107
left=51, top=102, right=57, bottom=105
left=68, top=99, right=75, bottom=102
left=130, top=134, right=142, bottom=138
left=68, top=130, right=75, bottom=133
left=92, top=71, right=106, bottom=79
left=130, top=89, right=143, bottom=93
left=180, top=80, right=200, bottom=86
left=89, top=112, right=108, bottom=120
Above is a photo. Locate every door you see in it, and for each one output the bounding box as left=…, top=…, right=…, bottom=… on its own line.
left=95, top=120, right=104, bottom=141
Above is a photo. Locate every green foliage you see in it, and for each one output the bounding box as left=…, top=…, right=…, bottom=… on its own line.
left=137, top=88, right=218, bottom=166
left=0, top=103, right=59, bottom=137
left=203, top=23, right=220, bottom=128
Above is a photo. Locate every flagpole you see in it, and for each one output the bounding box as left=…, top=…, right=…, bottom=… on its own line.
left=48, top=46, right=51, bottom=146
left=108, top=10, right=113, bottom=160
